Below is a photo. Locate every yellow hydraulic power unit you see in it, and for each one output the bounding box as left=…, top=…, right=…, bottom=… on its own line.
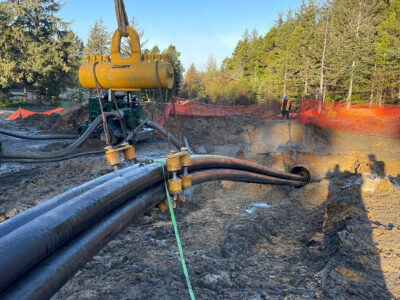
left=79, top=26, right=174, bottom=91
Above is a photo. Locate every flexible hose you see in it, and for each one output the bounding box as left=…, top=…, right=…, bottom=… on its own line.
left=0, top=129, right=78, bottom=140
left=2, top=112, right=116, bottom=159
left=0, top=167, right=305, bottom=299
left=144, top=119, right=182, bottom=150
left=2, top=150, right=105, bottom=164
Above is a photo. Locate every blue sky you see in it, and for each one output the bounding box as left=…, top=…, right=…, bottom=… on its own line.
left=61, top=0, right=303, bottom=71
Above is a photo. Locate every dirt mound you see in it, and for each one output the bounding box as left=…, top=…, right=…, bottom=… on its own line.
left=16, top=102, right=88, bottom=134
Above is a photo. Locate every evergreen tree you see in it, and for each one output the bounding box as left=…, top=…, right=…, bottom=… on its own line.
left=0, top=0, right=83, bottom=103
left=163, top=44, right=184, bottom=96
left=84, top=18, right=110, bottom=57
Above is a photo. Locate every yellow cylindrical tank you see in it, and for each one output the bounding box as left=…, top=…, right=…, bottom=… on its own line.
left=79, top=26, right=174, bottom=90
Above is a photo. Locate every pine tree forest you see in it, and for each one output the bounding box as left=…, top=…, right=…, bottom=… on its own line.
left=180, top=0, right=400, bottom=106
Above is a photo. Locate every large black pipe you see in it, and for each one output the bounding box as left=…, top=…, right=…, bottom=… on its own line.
left=2, top=112, right=116, bottom=159
left=190, top=155, right=308, bottom=182
left=0, top=156, right=308, bottom=292
left=144, top=119, right=182, bottom=150
left=0, top=163, right=141, bottom=239
left=0, top=156, right=306, bottom=240
left=2, top=150, right=105, bottom=164
left=0, top=128, right=78, bottom=140
left=0, top=185, right=166, bottom=300
left=191, top=168, right=306, bottom=187
left=0, top=168, right=304, bottom=300
left=0, top=163, right=163, bottom=292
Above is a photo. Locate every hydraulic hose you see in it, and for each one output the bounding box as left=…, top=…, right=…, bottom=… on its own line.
left=2, top=150, right=105, bottom=164
left=0, top=128, right=78, bottom=140
left=1, top=112, right=117, bottom=159
left=144, top=119, right=182, bottom=150
left=0, top=167, right=305, bottom=300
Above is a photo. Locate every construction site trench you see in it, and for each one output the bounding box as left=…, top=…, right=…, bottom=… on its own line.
left=0, top=107, right=399, bottom=299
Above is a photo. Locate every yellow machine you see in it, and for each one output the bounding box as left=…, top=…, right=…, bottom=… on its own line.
left=79, top=26, right=174, bottom=91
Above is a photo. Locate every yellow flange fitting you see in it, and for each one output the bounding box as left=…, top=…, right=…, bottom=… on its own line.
left=105, top=147, right=121, bottom=166
left=166, top=151, right=181, bottom=172
left=123, top=146, right=136, bottom=162
left=179, top=147, right=191, bottom=167
left=180, top=174, right=192, bottom=188
left=168, top=178, right=182, bottom=195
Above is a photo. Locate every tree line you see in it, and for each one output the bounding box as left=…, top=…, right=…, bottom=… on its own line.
left=0, top=0, right=184, bottom=104
left=180, top=0, right=400, bottom=105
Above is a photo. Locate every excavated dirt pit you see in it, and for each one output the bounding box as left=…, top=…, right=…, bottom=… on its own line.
left=0, top=112, right=399, bottom=299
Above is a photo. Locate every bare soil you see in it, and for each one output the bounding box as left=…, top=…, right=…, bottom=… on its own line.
left=0, top=108, right=399, bottom=299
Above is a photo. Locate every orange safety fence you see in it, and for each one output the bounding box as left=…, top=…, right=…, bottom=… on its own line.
left=6, top=107, right=64, bottom=121
left=300, top=98, right=400, bottom=137
left=6, top=108, right=36, bottom=120
left=156, top=96, right=294, bottom=126
left=41, top=107, right=64, bottom=115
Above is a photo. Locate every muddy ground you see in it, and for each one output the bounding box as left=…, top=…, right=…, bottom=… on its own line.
left=0, top=107, right=399, bottom=299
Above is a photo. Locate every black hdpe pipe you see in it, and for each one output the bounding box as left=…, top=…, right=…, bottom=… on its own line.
left=1, top=112, right=117, bottom=159
left=0, top=163, right=163, bottom=292
left=0, top=163, right=142, bottom=239
left=2, top=150, right=105, bottom=164
left=0, top=185, right=166, bottom=300
left=0, top=155, right=307, bottom=240
left=0, top=157, right=307, bottom=293
left=0, top=128, right=78, bottom=140
left=144, top=119, right=182, bottom=150
left=190, top=155, right=309, bottom=182
left=0, top=168, right=306, bottom=300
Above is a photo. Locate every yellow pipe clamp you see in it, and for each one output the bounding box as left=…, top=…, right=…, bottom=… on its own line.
left=79, top=26, right=174, bottom=91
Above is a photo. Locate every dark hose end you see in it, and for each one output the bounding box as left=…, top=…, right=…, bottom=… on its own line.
left=290, top=166, right=311, bottom=185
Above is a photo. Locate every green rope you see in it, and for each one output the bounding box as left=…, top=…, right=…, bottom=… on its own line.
left=157, top=161, right=196, bottom=300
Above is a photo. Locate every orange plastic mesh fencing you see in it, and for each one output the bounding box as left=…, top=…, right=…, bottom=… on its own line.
left=155, top=97, right=297, bottom=126
left=301, top=98, right=400, bottom=137
left=6, top=107, right=64, bottom=120
left=41, top=107, right=64, bottom=115
left=6, top=108, right=36, bottom=120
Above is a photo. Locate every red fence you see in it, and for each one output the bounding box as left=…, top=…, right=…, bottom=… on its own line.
left=156, top=97, right=283, bottom=126
left=301, top=98, right=400, bottom=137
